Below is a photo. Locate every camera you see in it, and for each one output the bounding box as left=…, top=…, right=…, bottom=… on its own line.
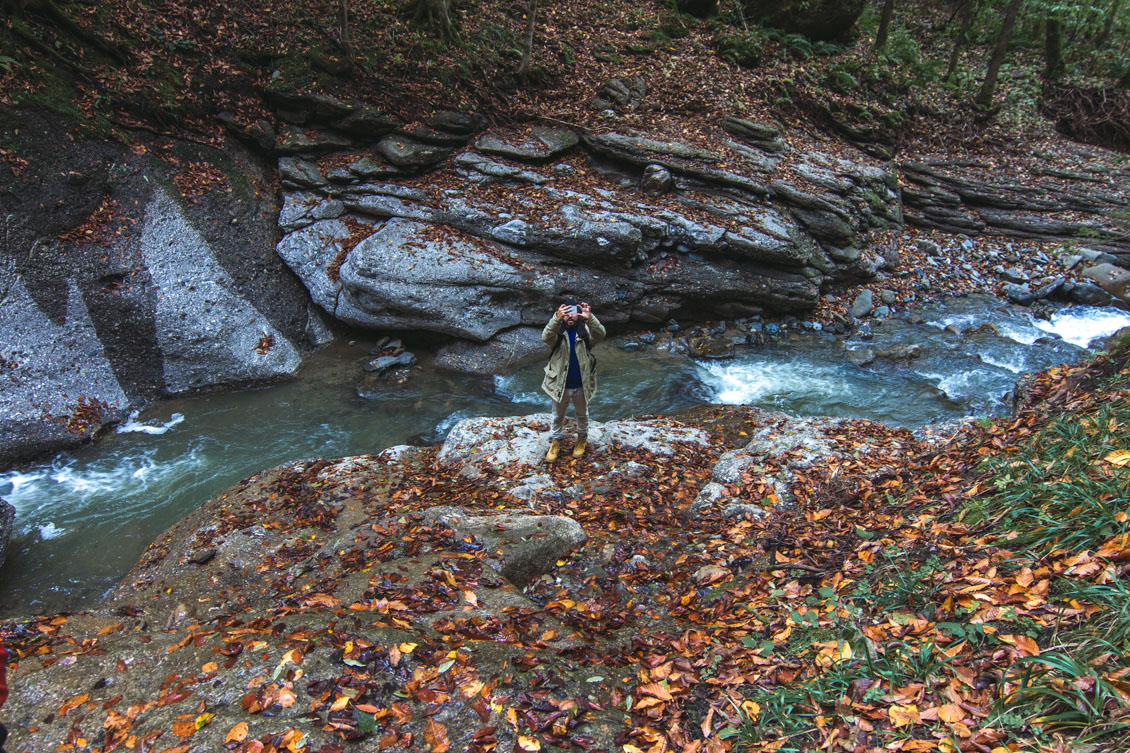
left=566, top=305, right=578, bottom=316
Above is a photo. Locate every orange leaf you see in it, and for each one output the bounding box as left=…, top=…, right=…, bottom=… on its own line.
left=171, top=720, right=197, bottom=738
left=638, top=682, right=673, bottom=701
left=425, top=719, right=450, bottom=753
left=1001, top=634, right=1040, bottom=656
left=938, top=703, right=964, bottom=724
left=225, top=722, right=249, bottom=743
left=58, top=692, right=90, bottom=718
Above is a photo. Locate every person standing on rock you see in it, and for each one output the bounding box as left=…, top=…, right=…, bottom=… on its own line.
left=542, top=299, right=605, bottom=462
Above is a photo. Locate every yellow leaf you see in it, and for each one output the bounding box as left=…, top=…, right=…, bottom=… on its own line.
left=889, top=704, right=921, bottom=728
left=517, top=736, right=542, bottom=752
left=202, top=662, right=218, bottom=673
left=741, top=700, right=761, bottom=719
left=399, top=642, right=417, bottom=654
left=1104, top=450, right=1130, bottom=466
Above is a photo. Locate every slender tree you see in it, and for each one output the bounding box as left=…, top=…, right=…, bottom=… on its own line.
left=944, top=0, right=977, bottom=82
left=874, top=0, right=896, bottom=51
left=517, top=0, right=538, bottom=81
left=1044, top=15, right=1064, bottom=80
left=976, top=0, right=1023, bottom=107
left=338, top=0, right=354, bottom=62
left=1093, top=0, right=1123, bottom=48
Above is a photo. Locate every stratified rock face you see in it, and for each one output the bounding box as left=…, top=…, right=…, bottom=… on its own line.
left=276, top=123, right=902, bottom=351
left=899, top=155, right=1130, bottom=262
left=740, top=0, right=866, bottom=40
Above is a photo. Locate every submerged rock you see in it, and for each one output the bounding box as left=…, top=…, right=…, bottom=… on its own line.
left=0, top=498, right=13, bottom=568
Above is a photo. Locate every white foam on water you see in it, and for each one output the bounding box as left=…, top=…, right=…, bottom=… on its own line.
left=49, top=463, right=138, bottom=496
left=37, top=522, right=66, bottom=540
left=493, top=375, right=543, bottom=406
left=1033, top=307, right=1130, bottom=348
left=929, top=313, right=983, bottom=332
left=935, top=371, right=980, bottom=400
left=994, top=319, right=1045, bottom=345
left=696, top=359, right=845, bottom=404
left=0, top=470, right=48, bottom=498
left=3, top=446, right=208, bottom=523
left=116, top=411, right=185, bottom=435
left=435, top=410, right=474, bottom=439
left=979, top=351, right=1026, bottom=373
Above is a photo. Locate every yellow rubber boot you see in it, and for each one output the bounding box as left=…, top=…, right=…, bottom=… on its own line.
left=572, top=438, right=587, bottom=458
left=545, top=441, right=561, bottom=462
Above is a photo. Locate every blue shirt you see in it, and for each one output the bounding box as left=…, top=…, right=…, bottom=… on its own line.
left=565, top=327, right=582, bottom=389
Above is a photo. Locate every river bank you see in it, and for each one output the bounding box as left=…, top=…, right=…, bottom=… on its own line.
left=2, top=335, right=1128, bottom=752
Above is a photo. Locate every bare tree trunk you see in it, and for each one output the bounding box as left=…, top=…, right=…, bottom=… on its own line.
left=874, top=0, right=896, bottom=51
left=517, top=0, right=538, bottom=81
left=976, top=0, right=1022, bottom=108
left=1044, top=16, right=1063, bottom=80
left=411, top=0, right=456, bottom=41
left=338, top=0, right=353, bottom=60
left=944, top=0, right=976, bottom=81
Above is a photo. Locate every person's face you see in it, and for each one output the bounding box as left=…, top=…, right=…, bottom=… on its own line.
left=564, top=311, right=580, bottom=327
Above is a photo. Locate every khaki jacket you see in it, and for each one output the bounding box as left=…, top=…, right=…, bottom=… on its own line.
left=541, top=314, right=606, bottom=403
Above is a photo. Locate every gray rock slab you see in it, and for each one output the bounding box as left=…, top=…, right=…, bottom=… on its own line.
left=0, top=497, right=13, bottom=568
left=337, top=218, right=529, bottom=339
left=139, top=190, right=302, bottom=392
left=423, top=506, right=586, bottom=587
left=437, top=414, right=709, bottom=479
left=375, top=135, right=453, bottom=168
left=851, top=289, right=874, bottom=318
left=0, top=276, right=131, bottom=458
left=278, top=157, right=326, bottom=187
left=474, top=127, right=580, bottom=161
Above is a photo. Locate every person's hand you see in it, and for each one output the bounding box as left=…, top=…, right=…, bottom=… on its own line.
left=555, top=304, right=569, bottom=321
left=580, top=302, right=591, bottom=320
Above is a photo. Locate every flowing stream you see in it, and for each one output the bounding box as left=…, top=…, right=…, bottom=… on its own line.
left=2, top=296, right=1128, bottom=616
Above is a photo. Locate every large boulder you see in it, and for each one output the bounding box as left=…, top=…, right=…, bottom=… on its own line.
left=740, top=0, right=867, bottom=40
left=1081, top=263, right=1130, bottom=304
left=0, top=108, right=312, bottom=465
left=138, top=190, right=303, bottom=392
left=423, top=506, right=586, bottom=587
